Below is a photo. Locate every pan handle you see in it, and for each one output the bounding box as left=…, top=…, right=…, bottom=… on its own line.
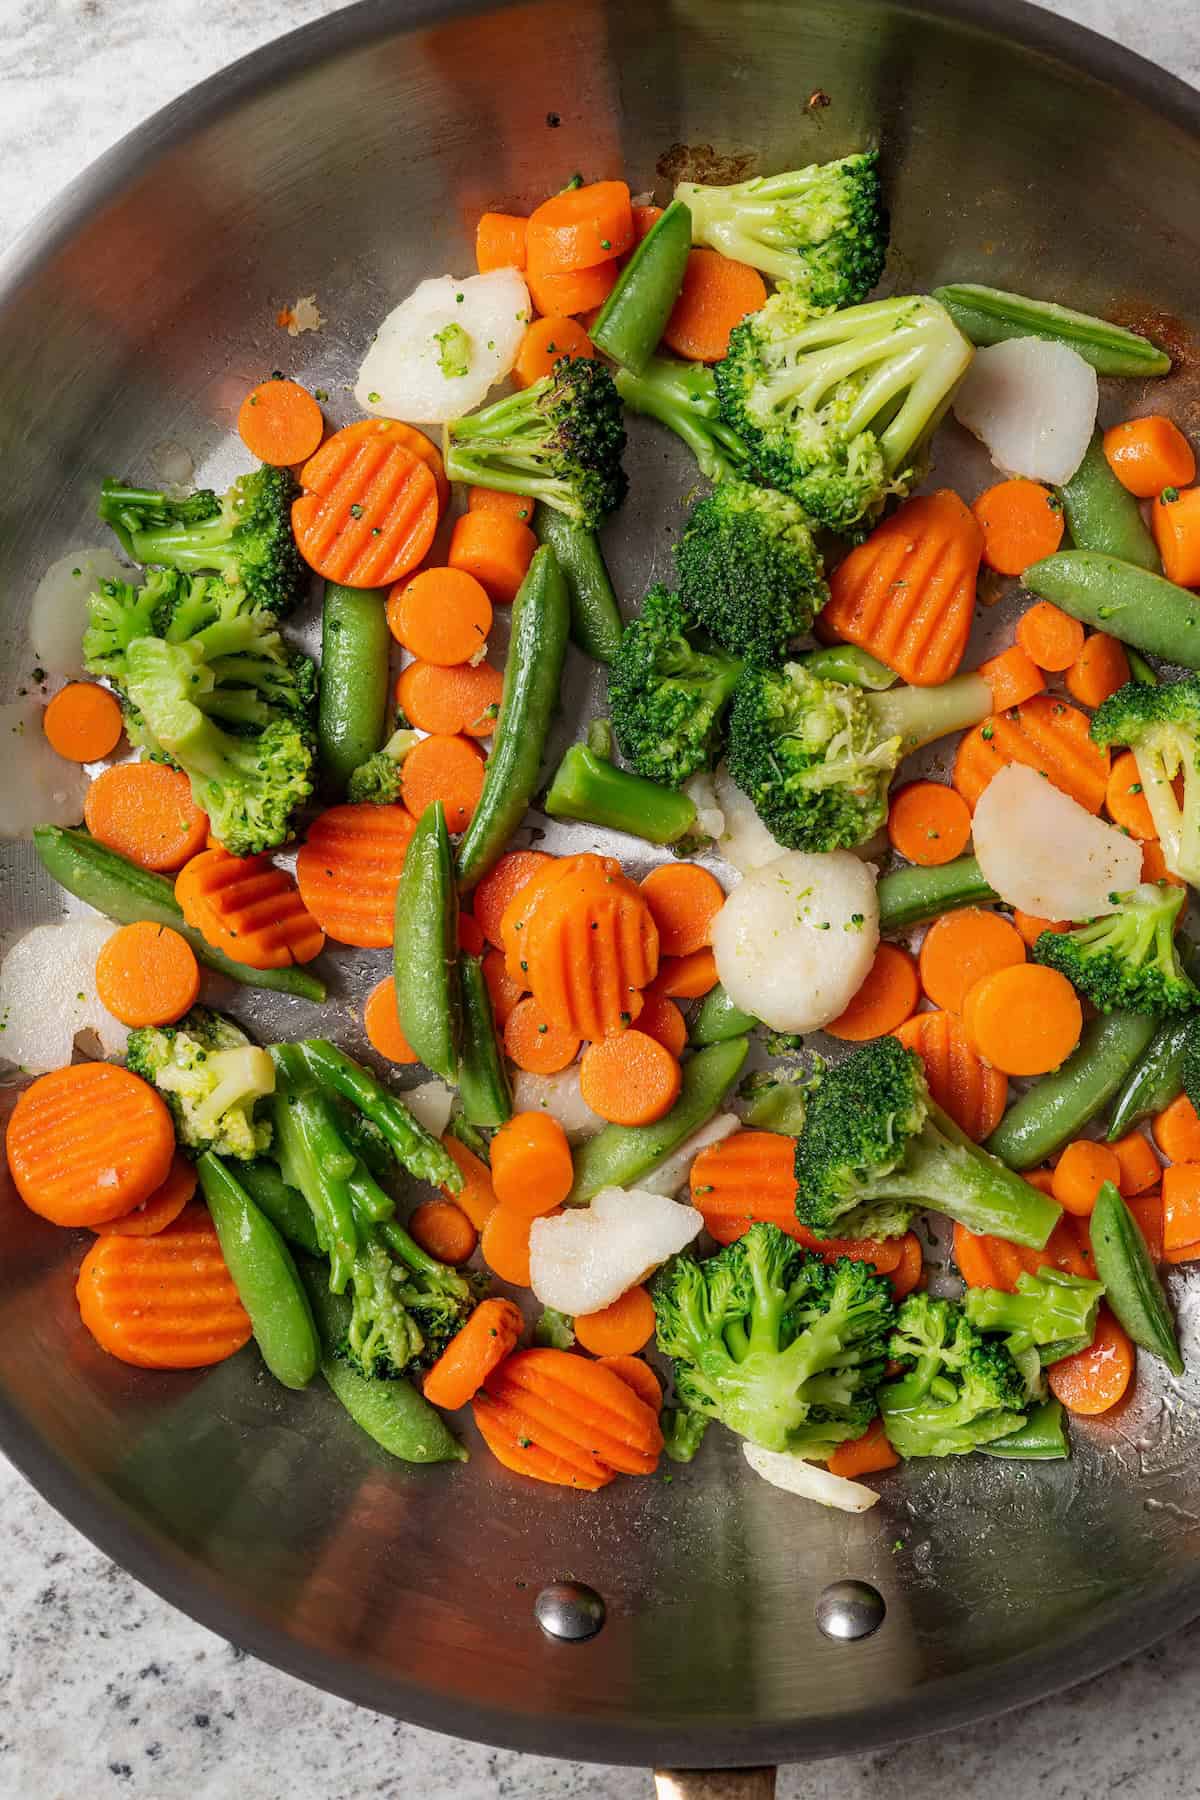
left=654, top=1771, right=777, bottom=1798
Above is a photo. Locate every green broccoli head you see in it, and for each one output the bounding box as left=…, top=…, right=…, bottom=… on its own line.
left=962, top=1267, right=1105, bottom=1364
left=677, top=149, right=888, bottom=308
left=83, top=568, right=183, bottom=683
left=346, top=729, right=421, bottom=805
left=615, top=357, right=755, bottom=485
left=125, top=1007, right=275, bottom=1160
left=878, top=1293, right=1028, bottom=1457
left=1033, top=883, right=1198, bottom=1016
left=608, top=584, right=743, bottom=785
left=653, top=1225, right=895, bottom=1455
left=673, top=479, right=828, bottom=662
left=1092, top=677, right=1200, bottom=887
left=714, top=293, right=973, bottom=531
left=738, top=1066, right=807, bottom=1134
left=338, top=1218, right=482, bottom=1380
left=443, top=356, right=627, bottom=528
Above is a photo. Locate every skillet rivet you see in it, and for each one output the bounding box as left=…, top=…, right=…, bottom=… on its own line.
left=815, top=1579, right=885, bottom=1641
left=535, top=1581, right=606, bottom=1641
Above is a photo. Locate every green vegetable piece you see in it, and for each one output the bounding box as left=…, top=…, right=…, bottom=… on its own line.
left=962, top=1267, right=1104, bottom=1361
left=661, top=1405, right=710, bottom=1463
left=237, top=1160, right=320, bottom=1256
left=198, top=1152, right=320, bottom=1390
left=675, top=479, right=828, bottom=664
left=1127, top=649, right=1159, bottom=687
left=544, top=743, right=698, bottom=844
left=932, top=283, right=1171, bottom=377
left=876, top=854, right=996, bottom=934
left=1023, top=552, right=1200, bottom=671
left=458, top=952, right=512, bottom=1129
left=434, top=321, right=471, bottom=378
left=615, top=357, right=752, bottom=485
left=878, top=1292, right=1028, bottom=1458
left=270, top=1068, right=361, bottom=1293
left=346, top=727, right=421, bottom=807
left=1058, top=430, right=1160, bottom=572
left=1032, top=882, right=1198, bottom=1016
left=295, top=1040, right=460, bottom=1191
left=125, top=1007, right=274, bottom=1161
left=986, top=1011, right=1158, bottom=1170
left=799, top=644, right=899, bottom=690
left=1092, top=679, right=1200, bottom=886
left=533, top=1307, right=576, bottom=1349
left=394, top=801, right=461, bottom=1083
left=591, top=197, right=693, bottom=375
left=317, top=583, right=392, bottom=795
left=609, top=584, right=743, bottom=789
left=979, top=1398, right=1070, bottom=1459
left=1090, top=1181, right=1183, bottom=1374
left=690, top=983, right=759, bottom=1046
left=534, top=508, right=623, bottom=664
left=739, top=1068, right=807, bottom=1135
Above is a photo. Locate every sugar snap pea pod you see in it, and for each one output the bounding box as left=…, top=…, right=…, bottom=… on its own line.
left=1127, top=648, right=1159, bottom=686
left=33, top=825, right=326, bottom=1002
left=568, top=1035, right=749, bottom=1204
left=979, top=1399, right=1069, bottom=1460
left=393, top=800, right=461, bottom=1083
left=544, top=743, right=698, bottom=844
left=1022, top=552, right=1200, bottom=670
left=590, top=198, right=693, bottom=375
left=457, top=544, right=571, bottom=891
left=296, top=1258, right=466, bottom=1463
left=876, top=854, right=996, bottom=934
left=534, top=507, right=623, bottom=664
left=690, top=983, right=758, bottom=1046
left=198, top=1152, right=320, bottom=1390
left=932, top=283, right=1171, bottom=377
left=458, top=952, right=512, bottom=1128
left=798, top=645, right=899, bottom=689
left=269, top=1071, right=359, bottom=1291
left=1091, top=1181, right=1183, bottom=1374
left=1058, top=430, right=1160, bottom=572
left=295, top=1039, right=461, bottom=1190
left=316, top=583, right=391, bottom=793
left=237, top=1160, right=320, bottom=1256
left=986, top=1012, right=1158, bottom=1170
left=1106, top=1016, right=1192, bottom=1139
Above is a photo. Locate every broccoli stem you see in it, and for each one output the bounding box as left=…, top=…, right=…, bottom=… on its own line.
left=876, top=1103, right=1060, bottom=1248
left=865, top=671, right=992, bottom=756
left=615, top=360, right=750, bottom=483
left=544, top=743, right=698, bottom=844
left=962, top=1270, right=1103, bottom=1353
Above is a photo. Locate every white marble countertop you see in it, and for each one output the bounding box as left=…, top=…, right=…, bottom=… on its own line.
left=3, top=2, right=1200, bottom=1795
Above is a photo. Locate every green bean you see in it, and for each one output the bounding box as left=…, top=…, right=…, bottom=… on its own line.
left=33, top=826, right=325, bottom=1002
left=316, top=583, right=391, bottom=793
left=198, top=1152, right=320, bottom=1390
left=986, top=1012, right=1158, bottom=1170
left=690, top=983, right=758, bottom=1046
left=458, top=952, right=512, bottom=1128
left=457, top=545, right=570, bottom=891
left=932, top=283, right=1171, bottom=377
left=544, top=743, right=697, bottom=844
left=590, top=198, right=693, bottom=375
left=1091, top=1181, right=1183, bottom=1374
left=568, top=1036, right=749, bottom=1204
left=393, top=800, right=461, bottom=1083
left=1058, top=430, right=1160, bottom=572
left=446, top=1113, right=490, bottom=1162
left=534, top=508, right=623, bottom=664
left=1107, top=1016, right=1191, bottom=1139
left=979, top=1399, right=1069, bottom=1460
left=1127, top=648, right=1159, bottom=686
left=1022, top=551, right=1200, bottom=670
left=237, top=1161, right=320, bottom=1256
left=269, top=1076, right=359, bottom=1290
left=296, top=1040, right=460, bottom=1189
left=798, top=645, right=899, bottom=689
left=876, top=854, right=996, bottom=934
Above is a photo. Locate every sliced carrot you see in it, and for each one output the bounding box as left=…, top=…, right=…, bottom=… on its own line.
left=827, top=1418, right=899, bottom=1479
left=1110, top=1129, right=1161, bottom=1198
left=526, top=259, right=619, bottom=319
left=423, top=1296, right=524, bottom=1410
left=1142, top=837, right=1187, bottom=890
left=295, top=803, right=415, bottom=948
left=1052, top=1139, right=1121, bottom=1217
left=633, top=992, right=687, bottom=1059
left=380, top=421, right=450, bottom=514
left=95, top=1152, right=196, bottom=1238
left=1104, top=416, right=1196, bottom=499
left=977, top=645, right=1045, bottom=712
left=661, top=248, right=768, bottom=363
left=481, top=1348, right=662, bottom=1480
left=918, top=907, right=1025, bottom=1015
left=400, top=733, right=487, bottom=833
left=1025, top=1168, right=1057, bottom=1195
left=694, top=1132, right=904, bottom=1269
left=95, top=921, right=200, bottom=1028
left=513, top=316, right=595, bottom=389
left=952, top=695, right=1109, bottom=814
left=1047, top=1307, right=1134, bottom=1415
left=395, top=658, right=503, bottom=738
left=1012, top=910, right=1069, bottom=949
left=631, top=204, right=664, bottom=243
left=889, top=1231, right=925, bottom=1301
left=646, top=948, right=717, bottom=1002
left=955, top=1215, right=1095, bottom=1290
left=887, top=782, right=972, bottom=868
left=7, top=1063, right=175, bottom=1228
left=76, top=1203, right=252, bottom=1370
left=1128, top=1190, right=1164, bottom=1264
left=639, top=863, right=724, bottom=958
left=962, top=964, right=1083, bottom=1077
left=503, top=996, right=581, bottom=1075
left=473, top=1385, right=613, bottom=1490
left=292, top=420, right=439, bottom=588
left=894, top=1009, right=1008, bottom=1141
left=598, top=1354, right=662, bottom=1411
left=1015, top=600, right=1085, bottom=673
left=475, top=211, right=529, bottom=274
left=387, top=566, right=493, bottom=665
left=237, top=378, right=324, bottom=467
left=467, top=485, right=535, bottom=524
left=491, top=1111, right=574, bottom=1216
left=175, top=848, right=325, bottom=969
left=43, top=683, right=123, bottom=762
left=1106, top=750, right=1156, bottom=839
left=483, top=947, right=526, bottom=1028
left=580, top=1030, right=681, bottom=1126
left=1048, top=1214, right=1099, bottom=1280
left=1162, top=1164, right=1200, bottom=1254
left=447, top=509, right=538, bottom=605
left=479, top=1203, right=548, bottom=1286
left=972, top=479, right=1064, bottom=575
left=1064, top=632, right=1131, bottom=710
left=363, top=975, right=420, bottom=1065
left=826, top=943, right=919, bottom=1042
left=440, top=1133, right=498, bottom=1230
left=474, top=849, right=555, bottom=948
left=458, top=912, right=486, bottom=957
left=822, top=490, right=983, bottom=686
left=1153, top=1093, right=1200, bottom=1164
left=575, top=1284, right=656, bottom=1356
left=85, top=763, right=209, bottom=872
left=408, top=1199, right=478, bottom=1267
left=515, top=854, right=659, bottom=1039
left=525, top=180, right=634, bottom=273
left=1153, top=485, right=1200, bottom=587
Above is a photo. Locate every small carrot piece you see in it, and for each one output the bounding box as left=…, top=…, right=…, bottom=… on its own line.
left=474, top=849, right=555, bottom=948
left=1015, top=601, right=1085, bottom=673
left=513, top=316, right=595, bottom=388
left=953, top=1221, right=1031, bottom=1291
left=822, top=490, right=983, bottom=686
left=440, top=1133, right=498, bottom=1230
left=475, top=212, right=528, bottom=274
left=1110, top=1129, right=1161, bottom=1198
left=1047, top=1307, right=1134, bottom=1415
left=76, top=1203, right=252, bottom=1370
left=894, top=1009, right=1008, bottom=1141
left=597, top=1354, right=662, bottom=1412
left=1142, top=837, right=1187, bottom=890
left=295, top=803, right=416, bottom=948
left=400, top=733, right=487, bottom=834
left=380, top=421, right=450, bottom=514
left=826, top=943, right=919, bottom=1042
left=527, top=260, right=619, bottom=319
left=580, top=1030, right=681, bottom=1126
left=525, top=180, right=633, bottom=273
left=918, top=907, right=1025, bottom=1015
left=424, top=1296, right=524, bottom=1410
left=827, top=1418, right=899, bottom=1479
left=1162, top=1164, right=1200, bottom=1255
left=1011, top=910, right=1069, bottom=949
left=96, top=1152, right=196, bottom=1238
left=447, top=509, right=538, bottom=605
left=661, top=248, right=768, bottom=363
left=1153, top=1093, right=1200, bottom=1164
left=387, top=565, right=493, bottom=664
left=962, top=964, right=1083, bottom=1077
left=292, top=420, right=439, bottom=588
left=467, top=486, right=535, bottom=524
left=630, top=204, right=664, bottom=243
left=639, top=863, right=725, bottom=958
left=646, top=948, right=717, bottom=1002
left=480, top=1203, right=556, bottom=1286
left=395, top=658, right=503, bottom=738
left=633, top=993, right=687, bottom=1059
left=1025, top=1168, right=1057, bottom=1195
left=175, top=848, right=325, bottom=969
left=408, top=1198, right=479, bottom=1267
left=473, top=1384, right=613, bottom=1490
left=889, top=1232, right=925, bottom=1301
left=575, top=1284, right=657, bottom=1356
left=491, top=1111, right=574, bottom=1216
left=1064, top=632, right=1131, bottom=710
left=1106, top=750, right=1156, bottom=839
left=237, top=377, right=324, bottom=467
left=458, top=913, right=486, bottom=959
left=952, top=695, right=1109, bottom=814
left=483, top=947, right=526, bottom=1028
left=85, top=763, right=208, bottom=872
left=1152, top=485, right=1200, bottom=587
left=1128, top=1190, right=1165, bottom=1265
left=1052, top=1139, right=1122, bottom=1217
left=503, top=996, right=581, bottom=1075
left=43, top=683, right=123, bottom=762
left=886, top=781, right=972, bottom=867
left=518, top=854, right=659, bottom=1039
left=977, top=645, right=1045, bottom=712
left=363, top=975, right=420, bottom=1065
left=95, top=920, right=200, bottom=1028
left=1104, top=416, right=1196, bottom=499
left=7, top=1062, right=175, bottom=1228
left=485, top=1348, right=661, bottom=1475
left=972, top=479, right=1064, bottom=575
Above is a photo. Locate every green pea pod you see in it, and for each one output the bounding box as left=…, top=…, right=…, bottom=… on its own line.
left=534, top=509, right=623, bottom=664
left=544, top=743, right=698, bottom=844
left=458, top=952, right=512, bottom=1128
left=394, top=800, right=461, bottom=1083
left=316, top=583, right=392, bottom=793
left=236, top=1160, right=320, bottom=1256
left=1058, top=431, right=1160, bottom=573
left=690, top=983, right=758, bottom=1046
left=1023, top=552, right=1200, bottom=670
left=1091, top=1181, right=1183, bottom=1374
left=1107, top=1016, right=1192, bottom=1140
left=876, top=854, right=996, bottom=934
left=590, top=199, right=693, bottom=375
left=296, top=1040, right=460, bottom=1190
left=198, top=1153, right=320, bottom=1390
left=932, top=283, right=1171, bottom=377
left=568, top=1036, right=749, bottom=1204
left=1127, top=648, right=1159, bottom=686
left=798, top=645, right=899, bottom=690
left=979, top=1399, right=1069, bottom=1460
left=987, top=1012, right=1158, bottom=1170
left=457, top=545, right=571, bottom=891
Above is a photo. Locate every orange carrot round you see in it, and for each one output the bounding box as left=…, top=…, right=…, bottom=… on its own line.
left=1152, top=1092, right=1200, bottom=1163
left=475, top=212, right=528, bottom=274
left=175, top=848, right=325, bottom=969
left=662, top=248, right=767, bottom=363
left=887, top=781, right=971, bottom=867
left=954, top=1221, right=1029, bottom=1292
left=440, top=1133, right=499, bottom=1230
left=96, top=1152, right=196, bottom=1237
left=85, top=763, right=209, bottom=872
left=633, top=992, right=687, bottom=1059
left=1106, top=751, right=1156, bottom=839
left=480, top=1203, right=557, bottom=1286
left=977, top=645, right=1045, bottom=712
left=517, top=854, right=659, bottom=1039
left=1153, top=486, right=1200, bottom=588
left=423, top=1296, right=524, bottom=1410
left=630, top=204, right=664, bottom=243
left=400, top=733, right=487, bottom=833
left=580, top=1030, right=681, bottom=1126
left=473, top=1383, right=613, bottom=1490
left=467, top=485, right=535, bottom=524
left=379, top=421, right=450, bottom=513
left=43, top=683, right=123, bottom=762
left=491, top=1111, right=574, bottom=1216
left=295, top=803, right=415, bottom=948
left=237, top=378, right=324, bottom=467
left=1052, top=1139, right=1121, bottom=1217
left=1047, top=1307, right=1134, bottom=1415
left=962, top=964, right=1083, bottom=1077
left=1011, top=910, right=1069, bottom=949
left=597, top=1353, right=662, bottom=1411
left=1015, top=600, right=1085, bottom=672
left=1104, top=416, right=1196, bottom=498
left=953, top=695, right=1109, bottom=815
left=1110, top=1129, right=1161, bottom=1198
left=395, top=658, right=503, bottom=738
left=639, top=862, right=724, bottom=958
left=478, top=1347, right=662, bottom=1487
left=387, top=566, right=492, bottom=665
left=363, top=975, right=420, bottom=1065
left=826, top=1418, right=899, bottom=1479
left=513, top=316, right=595, bottom=389
left=458, top=911, right=486, bottom=957
left=1065, top=632, right=1132, bottom=711
left=826, top=943, right=919, bottom=1042
left=447, top=509, right=538, bottom=605
left=95, top=920, right=200, bottom=1027
left=918, top=907, right=1025, bottom=1015
left=1162, top=1164, right=1200, bottom=1258
left=689, top=1129, right=795, bottom=1239
left=526, top=180, right=634, bottom=273
left=482, top=947, right=526, bottom=1029
left=894, top=1009, right=1008, bottom=1141
left=503, top=996, right=581, bottom=1075
left=475, top=850, right=555, bottom=947
left=1142, top=838, right=1187, bottom=890
left=889, top=1231, right=925, bottom=1301
left=646, top=948, right=716, bottom=1002
left=8, top=1063, right=175, bottom=1228
left=293, top=420, right=439, bottom=588
left=574, top=1284, right=656, bottom=1356
left=972, top=480, right=1064, bottom=575
left=1128, top=1191, right=1164, bottom=1265
left=76, top=1203, right=252, bottom=1370
left=408, top=1198, right=478, bottom=1267
left=526, top=259, right=619, bottom=320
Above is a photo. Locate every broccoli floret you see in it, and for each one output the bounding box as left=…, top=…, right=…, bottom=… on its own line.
left=1182, top=1021, right=1200, bottom=1116
left=125, top=1007, right=274, bottom=1160
left=1092, top=677, right=1200, bottom=887
left=1033, top=883, right=1199, bottom=1016
left=337, top=1218, right=482, bottom=1380
left=653, top=1224, right=896, bottom=1456
left=443, top=357, right=627, bottom=528
left=614, top=357, right=753, bottom=484
left=714, top=293, right=973, bottom=531
left=878, top=1293, right=1028, bottom=1457
left=962, top=1267, right=1105, bottom=1365
left=793, top=1037, right=1060, bottom=1247
left=608, top=585, right=743, bottom=785
left=82, top=569, right=181, bottom=682
left=346, top=728, right=421, bottom=805
left=677, top=150, right=888, bottom=308
left=661, top=1405, right=711, bottom=1463
left=674, top=479, right=828, bottom=662
left=739, top=1066, right=807, bottom=1134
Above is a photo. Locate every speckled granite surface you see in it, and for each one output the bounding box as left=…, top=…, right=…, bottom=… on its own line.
left=3, top=2, right=1200, bottom=1795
